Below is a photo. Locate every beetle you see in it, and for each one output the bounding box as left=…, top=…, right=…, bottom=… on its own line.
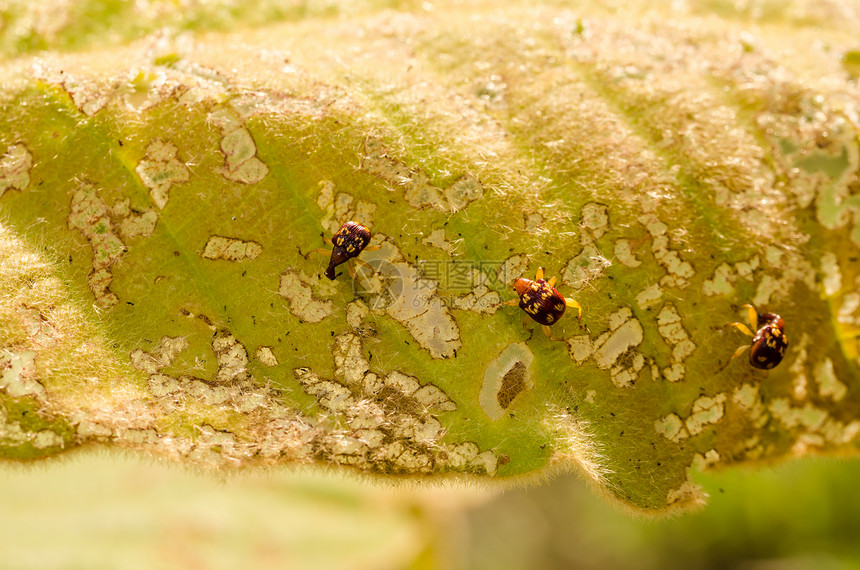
left=729, top=304, right=788, bottom=369
left=304, top=221, right=374, bottom=280
left=505, top=267, right=582, bottom=340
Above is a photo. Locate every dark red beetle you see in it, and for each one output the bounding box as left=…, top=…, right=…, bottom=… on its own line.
left=730, top=304, right=788, bottom=369
left=506, top=267, right=581, bottom=340
left=324, top=221, right=371, bottom=280
left=304, top=221, right=373, bottom=280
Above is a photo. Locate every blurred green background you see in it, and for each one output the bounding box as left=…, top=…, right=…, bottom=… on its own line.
left=2, top=452, right=860, bottom=569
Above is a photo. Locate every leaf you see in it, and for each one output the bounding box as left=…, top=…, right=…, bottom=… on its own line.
left=1, top=1, right=859, bottom=514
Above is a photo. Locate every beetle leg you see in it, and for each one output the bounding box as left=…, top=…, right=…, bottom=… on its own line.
left=300, top=247, right=330, bottom=260
left=547, top=276, right=557, bottom=287
left=730, top=344, right=749, bottom=361
left=564, top=298, right=583, bottom=320
left=363, top=244, right=382, bottom=253
left=535, top=267, right=544, bottom=280
left=522, top=315, right=531, bottom=329
left=503, top=298, right=521, bottom=306
left=541, top=325, right=566, bottom=342
left=731, top=322, right=754, bottom=336
left=352, top=257, right=375, bottom=276
left=716, top=344, right=750, bottom=373
left=741, top=304, right=758, bottom=331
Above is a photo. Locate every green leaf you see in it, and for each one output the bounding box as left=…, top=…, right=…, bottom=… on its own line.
left=1, top=0, right=859, bottom=514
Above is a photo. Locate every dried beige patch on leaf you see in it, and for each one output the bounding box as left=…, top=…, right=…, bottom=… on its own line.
left=290, top=333, right=491, bottom=475
left=655, top=413, right=687, bottom=443
left=703, top=257, right=760, bottom=297
left=568, top=307, right=645, bottom=388
left=201, top=235, right=262, bottom=261
left=110, top=199, right=158, bottom=239
left=0, top=144, right=32, bottom=197
left=733, top=383, right=768, bottom=429
left=445, top=266, right=501, bottom=314
left=685, top=394, right=727, bottom=436
left=316, top=179, right=376, bottom=235
left=0, top=349, right=45, bottom=400
left=209, top=107, right=269, bottom=184
left=452, top=284, right=500, bottom=314
left=212, top=330, right=251, bottom=383
left=563, top=243, right=611, bottom=289
left=656, top=393, right=728, bottom=443
left=524, top=212, right=543, bottom=233
left=0, top=404, right=63, bottom=449
left=496, top=254, right=529, bottom=286
left=278, top=270, right=333, bottom=323
left=130, top=336, right=188, bottom=374
left=357, top=240, right=462, bottom=359
left=67, top=184, right=128, bottom=308
left=135, top=140, right=190, bottom=209
left=361, top=138, right=483, bottom=212
left=564, top=203, right=612, bottom=288
left=255, top=346, right=278, bottom=367
left=815, top=358, right=847, bottom=402
left=666, top=480, right=706, bottom=508
left=639, top=214, right=695, bottom=289
left=614, top=239, right=642, bottom=268
left=656, top=303, right=696, bottom=382
left=635, top=284, right=662, bottom=310
left=579, top=202, right=610, bottom=242
left=480, top=343, right=534, bottom=420
left=33, top=65, right=109, bottom=116
left=422, top=228, right=458, bottom=255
